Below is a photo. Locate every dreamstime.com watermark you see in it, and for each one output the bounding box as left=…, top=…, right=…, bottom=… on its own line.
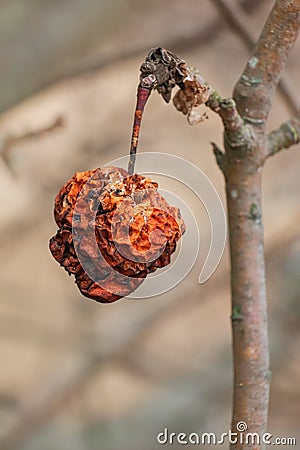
left=156, top=422, right=296, bottom=446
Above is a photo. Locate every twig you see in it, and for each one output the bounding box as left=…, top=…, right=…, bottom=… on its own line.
left=206, top=92, right=244, bottom=132
left=210, top=0, right=299, bottom=115
left=128, top=86, right=152, bottom=175
left=266, top=112, right=300, bottom=158
left=206, top=91, right=253, bottom=151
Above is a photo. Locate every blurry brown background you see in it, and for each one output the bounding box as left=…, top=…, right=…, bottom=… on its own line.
left=0, top=1, right=299, bottom=449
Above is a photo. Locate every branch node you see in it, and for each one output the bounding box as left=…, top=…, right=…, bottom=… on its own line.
left=207, top=92, right=245, bottom=132
left=231, top=305, right=243, bottom=321
left=266, top=113, right=300, bottom=158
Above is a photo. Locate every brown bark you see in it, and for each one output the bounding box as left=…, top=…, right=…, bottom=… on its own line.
left=226, top=161, right=270, bottom=447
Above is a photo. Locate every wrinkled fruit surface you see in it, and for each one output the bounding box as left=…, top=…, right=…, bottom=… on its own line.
left=49, top=166, right=185, bottom=303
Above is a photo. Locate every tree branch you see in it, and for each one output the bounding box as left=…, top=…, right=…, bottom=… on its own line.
left=233, top=0, right=300, bottom=125
left=206, top=91, right=253, bottom=152
left=206, top=91, right=244, bottom=133
left=0, top=116, right=64, bottom=175
left=224, top=2, right=300, bottom=447
left=266, top=112, right=300, bottom=157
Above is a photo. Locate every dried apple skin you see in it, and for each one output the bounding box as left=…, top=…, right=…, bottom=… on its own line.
left=49, top=166, right=185, bottom=303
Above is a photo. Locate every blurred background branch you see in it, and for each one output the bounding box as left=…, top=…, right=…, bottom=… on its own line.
left=0, top=117, right=64, bottom=175
left=0, top=0, right=268, bottom=116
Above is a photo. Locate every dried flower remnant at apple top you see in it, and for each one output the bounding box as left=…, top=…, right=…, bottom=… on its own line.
left=49, top=47, right=212, bottom=303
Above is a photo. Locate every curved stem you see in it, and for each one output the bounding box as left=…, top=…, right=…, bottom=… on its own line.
left=128, top=86, right=152, bottom=175
left=127, top=47, right=190, bottom=175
